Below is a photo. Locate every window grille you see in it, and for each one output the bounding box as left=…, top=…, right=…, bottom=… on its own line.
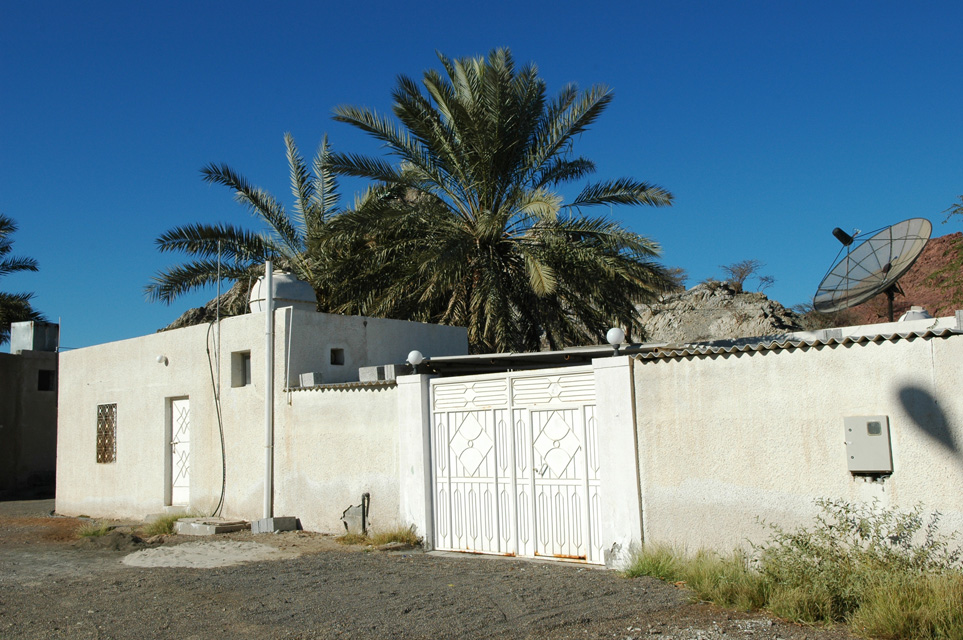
left=96, top=403, right=117, bottom=463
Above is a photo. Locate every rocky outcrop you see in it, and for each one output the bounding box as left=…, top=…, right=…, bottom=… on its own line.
left=637, top=281, right=803, bottom=344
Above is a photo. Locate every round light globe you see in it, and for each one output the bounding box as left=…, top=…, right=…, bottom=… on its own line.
left=606, top=327, right=626, bottom=346
left=407, top=350, right=425, bottom=366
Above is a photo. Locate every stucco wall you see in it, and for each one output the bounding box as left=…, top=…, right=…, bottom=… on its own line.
left=56, top=319, right=230, bottom=518
left=275, top=384, right=400, bottom=533
left=56, top=308, right=465, bottom=525
left=633, top=333, right=963, bottom=552
left=283, top=310, right=468, bottom=386
left=0, top=350, right=58, bottom=497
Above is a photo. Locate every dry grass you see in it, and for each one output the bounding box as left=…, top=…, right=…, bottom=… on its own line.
left=369, top=525, right=420, bottom=546
left=141, top=513, right=190, bottom=537
left=76, top=521, right=113, bottom=538
left=336, top=532, right=368, bottom=545
left=336, top=525, right=421, bottom=547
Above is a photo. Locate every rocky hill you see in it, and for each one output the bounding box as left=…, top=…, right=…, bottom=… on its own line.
left=637, top=281, right=803, bottom=344
left=637, top=232, right=963, bottom=344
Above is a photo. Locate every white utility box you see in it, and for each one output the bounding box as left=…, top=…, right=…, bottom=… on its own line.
left=843, top=415, right=893, bottom=474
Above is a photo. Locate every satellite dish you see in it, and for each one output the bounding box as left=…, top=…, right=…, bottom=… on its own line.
left=813, top=217, right=932, bottom=321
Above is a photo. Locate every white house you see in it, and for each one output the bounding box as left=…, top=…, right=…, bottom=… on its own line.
left=56, top=303, right=963, bottom=567
left=55, top=308, right=467, bottom=533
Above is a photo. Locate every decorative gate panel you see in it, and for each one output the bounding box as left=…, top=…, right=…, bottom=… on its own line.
left=431, top=369, right=601, bottom=563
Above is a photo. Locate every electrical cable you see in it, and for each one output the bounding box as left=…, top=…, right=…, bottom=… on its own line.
left=206, top=319, right=227, bottom=517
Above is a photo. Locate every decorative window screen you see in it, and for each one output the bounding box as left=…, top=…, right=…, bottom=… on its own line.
left=96, top=403, right=117, bottom=463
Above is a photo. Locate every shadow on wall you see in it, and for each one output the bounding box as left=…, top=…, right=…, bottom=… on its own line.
left=898, top=386, right=959, bottom=456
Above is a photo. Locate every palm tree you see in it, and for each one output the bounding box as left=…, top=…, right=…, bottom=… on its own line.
left=326, top=48, right=674, bottom=352
left=146, top=134, right=343, bottom=312
left=0, top=214, right=45, bottom=345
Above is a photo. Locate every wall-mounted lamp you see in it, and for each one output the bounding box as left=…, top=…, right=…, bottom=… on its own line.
left=606, top=327, right=626, bottom=355
left=156, top=355, right=169, bottom=366
left=407, top=350, right=425, bottom=372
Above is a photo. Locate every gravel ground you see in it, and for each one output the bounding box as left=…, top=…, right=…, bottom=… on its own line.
left=0, top=500, right=857, bottom=640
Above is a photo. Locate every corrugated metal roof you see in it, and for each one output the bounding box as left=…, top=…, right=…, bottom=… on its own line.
left=286, top=380, right=398, bottom=392
left=632, top=327, right=961, bottom=362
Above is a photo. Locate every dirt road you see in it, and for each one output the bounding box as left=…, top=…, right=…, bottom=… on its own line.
left=0, top=501, right=855, bottom=639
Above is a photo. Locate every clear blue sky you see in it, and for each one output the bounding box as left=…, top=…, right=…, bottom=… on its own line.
left=2, top=1, right=961, bottom=349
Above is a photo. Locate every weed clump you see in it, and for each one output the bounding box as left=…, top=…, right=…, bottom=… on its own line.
left=625, top=499, right=963, bottom=639
left=141, top=513, right=189, bottom=537
left=76, top=522, right=113, bottom=538
left=336, top=525, right=421, bottom=547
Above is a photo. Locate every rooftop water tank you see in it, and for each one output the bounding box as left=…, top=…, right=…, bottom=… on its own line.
left=898, top=305, right=933, bottom=322
left=249, top=271, right=317, bottom=313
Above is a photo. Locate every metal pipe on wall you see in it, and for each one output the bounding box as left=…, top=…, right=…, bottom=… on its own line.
left=264, top=261, right=274, bottom=520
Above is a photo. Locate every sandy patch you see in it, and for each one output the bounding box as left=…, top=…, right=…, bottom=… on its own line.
left=122, top=540, right=296, bottom=568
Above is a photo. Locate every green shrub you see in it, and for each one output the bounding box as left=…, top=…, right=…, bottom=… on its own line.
left=625, top=499, right=963, bottom=639
left=757, top=498, right=962, bottom=625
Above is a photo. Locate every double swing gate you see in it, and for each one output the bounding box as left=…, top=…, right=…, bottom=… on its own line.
left=430, top=368, right=603, bottom=563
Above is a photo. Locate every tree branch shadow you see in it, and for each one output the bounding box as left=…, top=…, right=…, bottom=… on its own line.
left=898, top=386, right=959, bottom=455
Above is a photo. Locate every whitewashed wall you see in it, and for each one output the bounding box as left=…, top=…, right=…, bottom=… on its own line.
left=275, top=384, right=400, bottom=533
left=633, top=332, right=963, bottom=552
left=56, top=309, right=466, bottom=528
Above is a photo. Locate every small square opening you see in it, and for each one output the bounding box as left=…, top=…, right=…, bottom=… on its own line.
left=231, top=351, right=252, bottom=387
left=38, top=369, right=56, bottom=391
left=330, top=348, right=345, bottom=366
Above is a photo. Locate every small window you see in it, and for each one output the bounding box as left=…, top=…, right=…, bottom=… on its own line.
left=231, top=351, right=252, bottom=388
left=96, top=403, right=117, bottom=464
left=330, top=348, right=345, bottom=366
left=38, top=369, right=56, bottom=391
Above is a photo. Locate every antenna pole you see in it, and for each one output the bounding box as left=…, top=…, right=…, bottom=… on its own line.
left=886, top=288, right=895, bottom=322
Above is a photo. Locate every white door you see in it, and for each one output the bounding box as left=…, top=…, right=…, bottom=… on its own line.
left=170, top=398, right=191, bottom=506
left=431, top=369, right=601, bottom=563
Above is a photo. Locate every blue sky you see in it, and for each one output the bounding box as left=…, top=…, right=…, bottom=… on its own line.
left=2, top=1, right=961, bottom=349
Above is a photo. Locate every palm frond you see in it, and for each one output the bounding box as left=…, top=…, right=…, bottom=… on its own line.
left=570, top=178, right=674, bottom=208
left=0, top=256, right=39, bottom=278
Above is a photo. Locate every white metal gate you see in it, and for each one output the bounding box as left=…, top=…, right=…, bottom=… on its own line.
left=430, top=369, right=601, bottom=563
left=170, top=398, right=191, bottom=506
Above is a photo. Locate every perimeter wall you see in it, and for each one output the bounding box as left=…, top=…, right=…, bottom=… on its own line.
left=633, top=331, right=963, bottom=552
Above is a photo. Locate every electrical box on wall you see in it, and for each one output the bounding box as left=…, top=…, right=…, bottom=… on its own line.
left=843, top=415, right=893, bottom=474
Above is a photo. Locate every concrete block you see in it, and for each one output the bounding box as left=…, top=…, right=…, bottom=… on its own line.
left=174, top=518, right=249, bottom=536
left=359, top=366, right=384, bottom=382
left=298, top=372, right=322, bottom=387
left=251, top=516, right=298, bottom=534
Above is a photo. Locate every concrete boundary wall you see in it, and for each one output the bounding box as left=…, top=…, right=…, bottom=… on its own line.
left=633, top=332, right=963, bottom=552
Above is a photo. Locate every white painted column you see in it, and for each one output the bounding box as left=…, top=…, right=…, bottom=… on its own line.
left=592, top=355, right=644, bottom=568
left=397, top=373, right=435, bottom=549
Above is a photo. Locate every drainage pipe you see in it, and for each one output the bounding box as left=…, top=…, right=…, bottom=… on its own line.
left=263, top=261, right=275, bottom=520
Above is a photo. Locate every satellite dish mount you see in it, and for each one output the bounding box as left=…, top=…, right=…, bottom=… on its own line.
left=813, top=218, right=931, bottom=322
